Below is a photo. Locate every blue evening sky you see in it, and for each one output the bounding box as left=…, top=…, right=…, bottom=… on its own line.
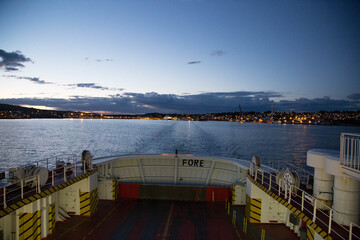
left=0, top=0, right=359, bottom=113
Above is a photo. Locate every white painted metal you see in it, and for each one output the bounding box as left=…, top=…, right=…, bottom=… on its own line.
left=333, top=175, right=360, bottom=225
left=329, top=209, right=332, bottom=234
left=313, top=199, right=317, bottom=222
left=340, top=133, right=360, bottom=171
left=137, top=159, right=145, bottom=183
left=307, top=149, right=335, bottom=208
left=95, top=155, right=249, bottom=186
left=205, top=161, right=215, bottom=185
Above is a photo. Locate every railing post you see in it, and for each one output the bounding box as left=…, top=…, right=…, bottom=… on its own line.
left=52, top=170, right=54, bottom=186
left=328, top=209, right=332, bottom=234
left=285, top=184, right=288, bottom=199
left=64, top=166, right=66, bottom=182
left=349, top=222, right=353, bottom=240
left=288, top=185, right=292, bottom=203
left=278, top=179, right=281, bottom=196
left=340, top=134, right=344, bottom=165
left=46, top=158, right=49, bottom=170
left=3, top=187, right=6, bottom=209
left=313, top=199, right=317, bottom=222
left=261, top=171, right=264, bottom=184
left=301, top=191, right=304, bottom=211
left=74, top=164, right=77, bottom=177
left=21, top=180, right=24, bottom=199
left=269, top=174, right=272, bottom=190
left=38, top=175, right=41, bottom=193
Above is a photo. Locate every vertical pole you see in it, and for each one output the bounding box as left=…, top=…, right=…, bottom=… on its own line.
left=269, top=174, right=272, bottom=191
left=21, top=180, right=24, bottom=199
left=38, top=175, right=41, bottom=193
left=261, top=171, right=264, bottom=184
left=301, top=191, right=304, bottom=211
left=351, top=138, right=354, bottom=167
left=3, top=187, right=6, bottom=209
left=328, top=209, right=332, bottom=234
left=74, top=164, right=77, bottom=177
left=212, top=190, right=214, bottom=203
left=64, top=166, right=66, bottom=182
left=278, top=179, right=281, bottom=195
left=285, top=184, right=287, bottom=199
left=313, top=199, right=317, bottom=222
left=340, top=134, right=343, bottom=165
left=52, top=170, right=54, bottom=186
left=349, top=222, right=353, bottom=240
left=288, top=185, right=292, bottom=203
left=47, top=158, right=49, bottom=170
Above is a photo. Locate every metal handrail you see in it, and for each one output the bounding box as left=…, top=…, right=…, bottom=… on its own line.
left=0, top=154, right=91, bottom=211
left=340, top=133, right=360, bottom=171
left=251, top=166, right=360, bottom=240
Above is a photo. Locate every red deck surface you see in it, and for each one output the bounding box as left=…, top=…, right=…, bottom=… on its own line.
left=47, top=199, right=299, bottom=240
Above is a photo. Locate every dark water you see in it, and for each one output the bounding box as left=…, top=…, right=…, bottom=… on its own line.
left=0, top=119, right=359, bottom=171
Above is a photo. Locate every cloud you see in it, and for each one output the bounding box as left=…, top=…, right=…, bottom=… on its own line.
left=0, top=49, right=32, bottom=71
left=3, top=75, right=53, bottom=84
left=187, top=61, right=201, bottom=64
left=84, top=57, right=114, bottom=62
left=70, top=83, right=123, bottom=91
left=1, top=91, right=358, bottom=114
left=211, top=50, right=226, bottom=56
left=347, top=93, right=360, bottom=100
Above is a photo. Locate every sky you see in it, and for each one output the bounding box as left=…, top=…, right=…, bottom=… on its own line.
left=0, top=0, right=359, bottom=114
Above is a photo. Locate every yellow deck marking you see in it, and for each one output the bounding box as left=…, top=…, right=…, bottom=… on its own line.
left=162, top=202, right=174, bottom=240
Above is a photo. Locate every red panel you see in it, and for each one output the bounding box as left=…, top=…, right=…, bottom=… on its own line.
left=118, top=183, right=139, bottom=199
left=206, top=186, right=231, bottom=202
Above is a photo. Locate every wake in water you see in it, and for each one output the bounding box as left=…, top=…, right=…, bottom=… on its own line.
left=0, top=119, right=358, bottom=170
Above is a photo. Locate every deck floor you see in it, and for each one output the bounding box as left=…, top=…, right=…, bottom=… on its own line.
left=47, top=199, right=299, bottom=240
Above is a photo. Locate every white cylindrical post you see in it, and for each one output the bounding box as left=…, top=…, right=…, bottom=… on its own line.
left=269, top=174, right=272, bottom=190
left=261, top=171, right=264, bottom=184
left=278, top=180, right=281, bottom=196
left=328, top=209, right=332, bottom=234
left=313, top=199, right=317, bottom=222
left=301, top=191, right=304, bottom=211
left=288, top=185, right=292, bottom=203
left=349, top=222, right=353, bottom=240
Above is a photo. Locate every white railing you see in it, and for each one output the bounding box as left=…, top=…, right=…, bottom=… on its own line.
left=0, top=154, right=89, bottom=211
left=340, top=133, right=360, bottom=171
left=250, top=165, right=360, bottom=240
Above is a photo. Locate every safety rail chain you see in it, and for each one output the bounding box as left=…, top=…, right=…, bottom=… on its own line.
left=340, top=133, right=360, bottom=171
left=250, top=166, right=360, bottom=240
left=0, top=154, right=93, bottom=211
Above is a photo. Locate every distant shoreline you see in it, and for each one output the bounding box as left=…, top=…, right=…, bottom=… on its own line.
left=1, top=103, right=359, bottom=126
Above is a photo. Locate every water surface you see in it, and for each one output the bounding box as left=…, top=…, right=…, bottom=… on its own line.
left=0, top=119, right=359, bottom=171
